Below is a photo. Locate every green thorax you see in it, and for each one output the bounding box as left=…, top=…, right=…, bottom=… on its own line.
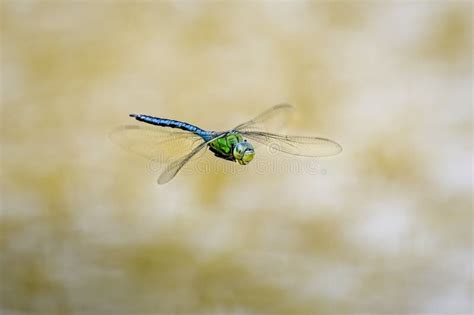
left=208, top=132, right=243, bottom=160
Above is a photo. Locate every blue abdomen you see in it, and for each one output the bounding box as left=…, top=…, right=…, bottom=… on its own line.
left=130, top=114, right=213, bottom=141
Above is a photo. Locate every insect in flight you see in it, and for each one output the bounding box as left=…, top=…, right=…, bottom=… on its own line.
left=110, top=104, right=342, bottom=184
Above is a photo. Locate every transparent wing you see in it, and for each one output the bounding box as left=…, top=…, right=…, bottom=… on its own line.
left=109, top=125, right=205, bottom=164
left=157, top=133, right=226, bottom=184
left=233, top=103, right=295, bottom=133
left=240, top=131, right=343, bottom=157
left=157, top=142, right=208, bottom=184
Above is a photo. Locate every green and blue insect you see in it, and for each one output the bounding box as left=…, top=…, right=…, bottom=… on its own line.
left=111, top=104, right=342, bottom=184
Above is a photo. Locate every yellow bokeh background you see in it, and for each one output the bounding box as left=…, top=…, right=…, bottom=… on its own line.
left=1, top=1, right=472, bottom=314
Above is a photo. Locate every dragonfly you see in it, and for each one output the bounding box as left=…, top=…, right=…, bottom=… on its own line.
left=110, top=104, right=342, bottom=184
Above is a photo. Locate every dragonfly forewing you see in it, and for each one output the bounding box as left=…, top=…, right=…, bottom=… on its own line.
left=240, top=131, right=342, bottom=157
left=157, top=132, right=227, bottom=184
left=233, top=103, right=295, bottom=133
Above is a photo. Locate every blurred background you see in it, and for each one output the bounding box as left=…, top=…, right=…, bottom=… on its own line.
left=1, top=1, right=472, bottom=314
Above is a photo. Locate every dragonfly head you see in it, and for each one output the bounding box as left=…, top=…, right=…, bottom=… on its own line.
left=233, top=140, right=255, bottom=165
